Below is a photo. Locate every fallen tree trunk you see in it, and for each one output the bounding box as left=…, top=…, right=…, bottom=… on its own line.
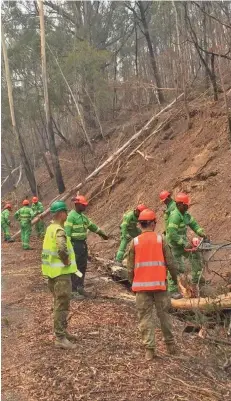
left=171, top=292, right=231, bottom=311
left=12, top=94, right=183, bottom=240
left=103, top=261, right=231, bottom=311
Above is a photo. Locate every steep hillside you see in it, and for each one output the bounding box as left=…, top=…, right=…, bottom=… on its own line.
left=2, top=95, right=231, bottom=401
left=6, top=95, right=231, bottom=260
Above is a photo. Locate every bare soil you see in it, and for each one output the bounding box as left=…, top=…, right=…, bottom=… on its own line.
left=2, top=96, right=231, bottom=400
left=2, top=237, right=231, bottom=401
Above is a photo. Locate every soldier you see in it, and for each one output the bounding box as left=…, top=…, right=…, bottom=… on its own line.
left=31, top=196, right=45, bottom=237
left=127, top=208, right=178, bottom=361
left=42, top=200, right=82, bottom=349
left=1, top=203, right=14, bottom=242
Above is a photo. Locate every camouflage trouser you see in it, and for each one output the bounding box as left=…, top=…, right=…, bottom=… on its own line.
left=136, top=291, right=174, bottom=350
left=48, top=274, right=72, bottom=339
left=168, top=247, right=203, bottom=292
left=1, top=223, right=11, bottom=240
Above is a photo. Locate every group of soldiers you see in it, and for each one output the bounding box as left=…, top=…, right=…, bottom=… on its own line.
left=2, top=190, right=207, bottom=359
left=1, top=197, right=45, bottom=249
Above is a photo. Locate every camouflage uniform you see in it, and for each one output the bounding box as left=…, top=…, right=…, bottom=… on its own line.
left=48, top=274, right=72, bottom=339
left=46, top=226, right=73, bottom=339
left=127, top=234, right=177, bottom=350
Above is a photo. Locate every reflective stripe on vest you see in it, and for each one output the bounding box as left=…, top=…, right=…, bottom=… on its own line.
left=132, top=231, right=167, bottom=292
left=42, top=223, right=77, bottom=279
left=132, top=281, right=166, bottom=288
left=135, top=261, right=165, bottom=268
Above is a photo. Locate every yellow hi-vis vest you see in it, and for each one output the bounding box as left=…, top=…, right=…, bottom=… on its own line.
left=42, top=223, right=79, bottom=279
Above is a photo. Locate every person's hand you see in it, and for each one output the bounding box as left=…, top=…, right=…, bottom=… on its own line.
left=202, top=234, right=210, bottom=242
left=64, top=258, right=71, bottom=266
left=184, top=246, right=197, bottom=252
left=101, top=233, right=109, bottom=240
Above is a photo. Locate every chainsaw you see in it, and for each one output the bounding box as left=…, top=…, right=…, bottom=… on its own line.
left=185, top=238, right=231, bottom=252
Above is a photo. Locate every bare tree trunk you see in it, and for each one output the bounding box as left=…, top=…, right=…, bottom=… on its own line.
left=138, top=1, right=164, bottom=104
left=1, top=23, right=38, bottom=195
left=2, top=149, right=15, bottom=189
left=113, top=52, right=117, bottom=118
left=38, top=0, right=65, bottom=194
left=134, top=20, right=139, bottom=77
left=184, top=3, right=218, bottom=101
left=202, top=2, right=210, bottom=89
left=33, top=126, right=54, bottom=179
left=51, top=117, right=70, bottom=144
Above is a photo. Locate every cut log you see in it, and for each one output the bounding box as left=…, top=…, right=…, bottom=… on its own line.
left=12, top=93, right=183, bottom=239
left=102, top=260, right=231, bottom=311
left=171, top=292, right=231, bottom=311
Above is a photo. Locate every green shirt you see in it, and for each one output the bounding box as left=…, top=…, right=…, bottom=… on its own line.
left=164, top=199, right=176, bottom=230
left=1, top=209, right=10, bottom=226
left=167, top=208, right=204, bottom=248
left=65, top=209, right=105, bottom=241
left=120, top=210, right=141, bottom=238
left=31, top=201, right=44, bottom=216
left=14, top=206, right=34, bottom=224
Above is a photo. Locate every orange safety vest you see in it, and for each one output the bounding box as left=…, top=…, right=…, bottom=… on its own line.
left=132, top=231, right=167, bottom=292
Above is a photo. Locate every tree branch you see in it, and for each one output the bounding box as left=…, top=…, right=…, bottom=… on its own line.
left=192, top=1, right=231, bottom=30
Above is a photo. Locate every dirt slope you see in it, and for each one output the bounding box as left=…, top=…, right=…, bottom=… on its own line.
left=85, top=96, right=231, bottom=260
left=2, top=95, right=231, bottom=400
left=6, top=95, right=231, bottom=256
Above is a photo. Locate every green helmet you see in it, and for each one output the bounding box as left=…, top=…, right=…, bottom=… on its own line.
left=50, top=200, right=68, bottom=213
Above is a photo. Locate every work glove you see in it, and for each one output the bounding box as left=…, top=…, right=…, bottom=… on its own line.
left=101, top=233, right=109, bottom=240
left=184, top=243, right=197, bottom=252
left=202, top=235, right=210, bottom=242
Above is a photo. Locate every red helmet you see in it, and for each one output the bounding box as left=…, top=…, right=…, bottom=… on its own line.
left=175, top=192, right=190, bottom=206
left=22, top=199, right=30, bottom=206
left=4, top=203, right=12, bottom=210
left=136, top=204, right=148, bottom=212
left=32, top=196, right=38, bottom=203
left=159, top=190, right=170, bottom=202
left=74, top=195, right=88, bottom=206
left=138, top=209, right=156, bottom=221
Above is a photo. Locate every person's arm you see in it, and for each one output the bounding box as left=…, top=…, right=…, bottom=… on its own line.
left=14, top=210, right=20, bottom=221
left=120, top=214, right=130, bottom=238
left=64, top=214, right=73, bottom=238
left=56, top=229, right=70, bottom=266
left=5, top=210, right=10, bottom=225
left=167, top=213, right=188, bottom=247
left=127, top=240, right=135, bottom=284
left=87, top=217, right=108, bottom=239
left=188, top=213, right=205, bottom=237
left=162, top=238, right=178, bottom=283
left=38, top=202, right=44, bottom=214
left=30, top=209, right=36, bottom=220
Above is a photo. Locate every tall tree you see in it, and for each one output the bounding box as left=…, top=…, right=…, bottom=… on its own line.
left=38, top=0, right=65, bottom=194
left=1, top=23, right=38, bottom=195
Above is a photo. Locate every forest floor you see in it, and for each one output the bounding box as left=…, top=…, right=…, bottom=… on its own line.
left=2, top=95, right=231, bottom=400
left=2, top=236, right=231, bottom=401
